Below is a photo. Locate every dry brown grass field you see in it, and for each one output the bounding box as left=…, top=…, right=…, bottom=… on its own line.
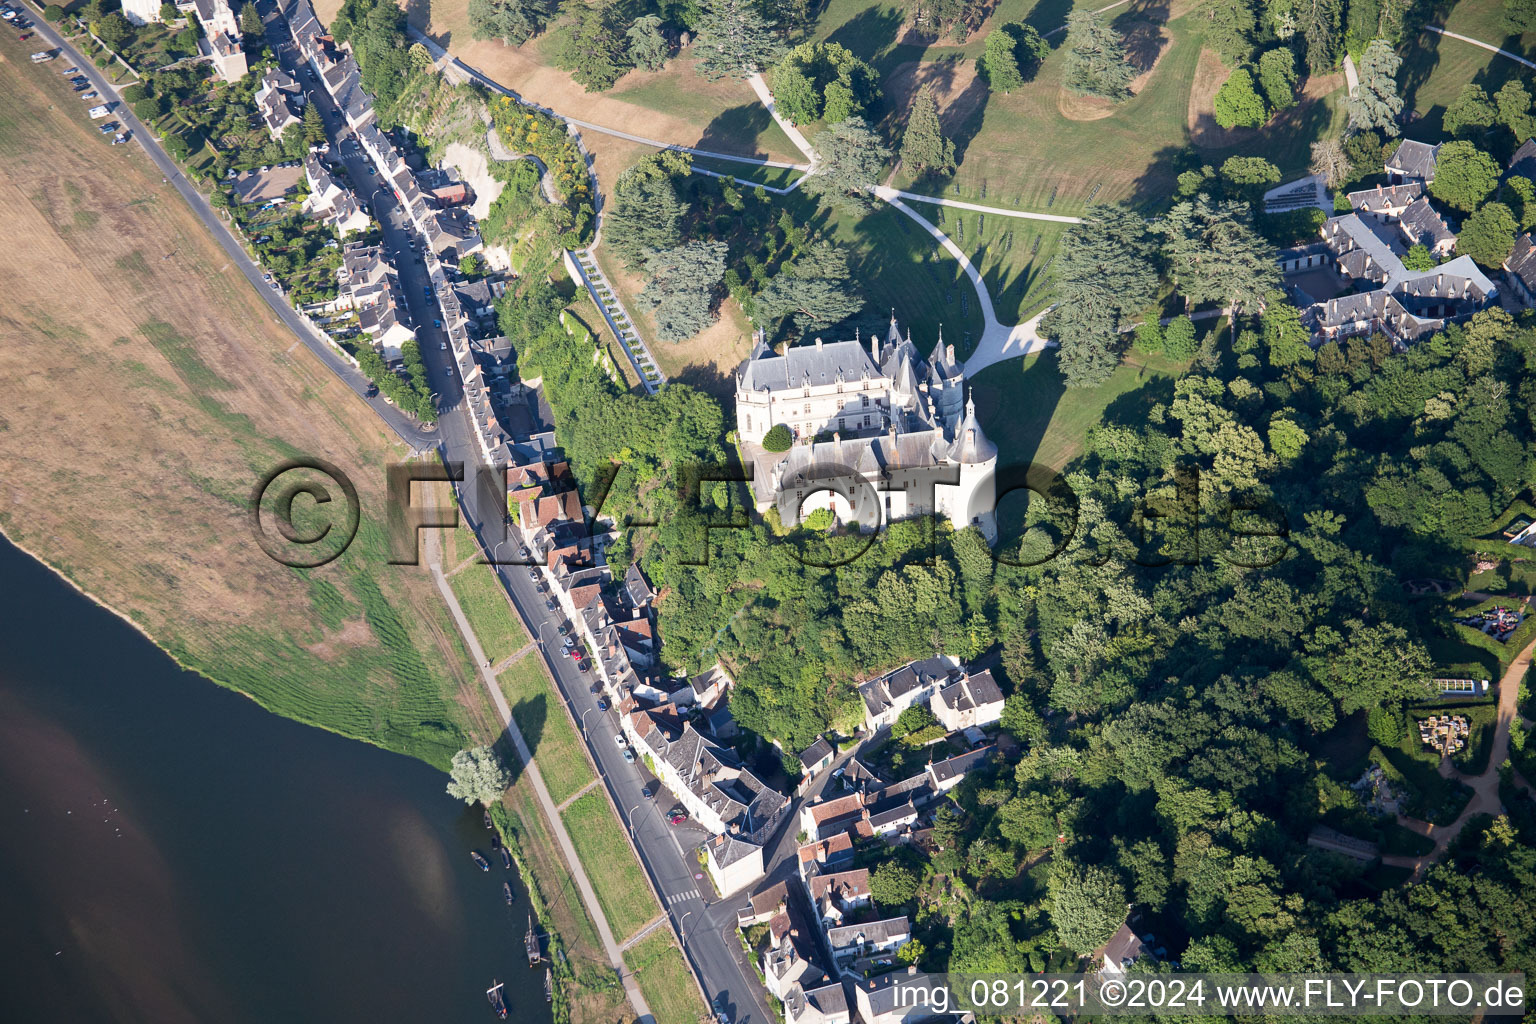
left=0, top=49, right=499, bottom=763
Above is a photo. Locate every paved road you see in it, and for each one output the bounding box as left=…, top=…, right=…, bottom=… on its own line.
left=256, top=5, right=783, bottom=1020
left=1422, top=25, right=1536, bottom=71
left=23, top=2, right=436, bottom=450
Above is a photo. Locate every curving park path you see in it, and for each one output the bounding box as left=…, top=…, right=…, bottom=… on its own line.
left=1422, top=25, right=1536, bottom=71
left=1381, top=638, right=1536, bottom=879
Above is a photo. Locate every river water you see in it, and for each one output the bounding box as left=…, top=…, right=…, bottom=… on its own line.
left=0, top=535, right=551, bottom=1024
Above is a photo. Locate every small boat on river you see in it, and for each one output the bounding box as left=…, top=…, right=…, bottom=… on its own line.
left=500, top=848, right=512, bottom=870
left=487, top=980, right=508, bottom=1019
left=471, top=851, right=490, bottom=871
left=483, top=810, right=493, bottom=829
left=503, top=882, right=514, bottom=905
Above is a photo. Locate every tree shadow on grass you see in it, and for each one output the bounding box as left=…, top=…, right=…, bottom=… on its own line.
left=505, top=694, right=547, bottom=785
left=824, top=4, right=907, bottom=67
left=697, top=103, right=775, bottom=160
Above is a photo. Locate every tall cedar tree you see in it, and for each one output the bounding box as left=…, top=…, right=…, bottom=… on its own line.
left=553, top=1, right=631, bottom=92
left=1062, top=12, right=1135, bottom=101
left=694, top=0, right=785, bottom=80
left=900, top=84, right=956, bottom=175
left=607, top=151, right=691, bottom=267
left=1160, top=196, right=1279, bottom=321
left=645, top=241, right=728, bottom=341
left=979, top=22, right=1047, bottom=92
left=1347, top=38, right=1402, bottom=136
left=801, top=117, right=891, bottom=214
left=1043, top=205, right=1160, bottom=389
left=756, top=240, right=863, bottom=336
left=466, top=0, right=552, bottom=46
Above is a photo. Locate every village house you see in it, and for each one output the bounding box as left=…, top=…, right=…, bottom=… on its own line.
left=254, top=67, right=305, bottom=139
left=191, top=0, right=246, bottom=82
left=852, top=969, right=950, bottom=1024
left=797, top=830, right=859, bottom=880
left=858, top=655, right=962, bottom=732
left=795, top=736, right=836, bottom=795
left=737, top=316, right=995, bottom=538
left=785, top=980, right=852, bottom=1024
left=930, top=669, right=1004, bottom=732
left=827, top=917, right=911, bottom=966
left=302, top=155, right=371, bottom=237
left=337, top=241, right=414, bottom=362
left=1505, top=233, right=1536, bottom=308
left=1385, top=139, right=1440, bottom=184
left=808, top=868, right=871, bottom=927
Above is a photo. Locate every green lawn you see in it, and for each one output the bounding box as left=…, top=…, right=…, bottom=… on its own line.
left=560, top=790, right=659, bottom=941
left=971, top=346, right=1193, bottom=471
left=449, top=564, right=529, bottom=664
left=497, top=653, right=593, bottom=805
left=622, top=930, right=707, bottom=1024
left=1401, top=0, right=1536, bottom=136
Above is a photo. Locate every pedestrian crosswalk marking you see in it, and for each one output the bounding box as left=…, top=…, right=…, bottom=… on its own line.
left=666, top=889, right=699, bottom=905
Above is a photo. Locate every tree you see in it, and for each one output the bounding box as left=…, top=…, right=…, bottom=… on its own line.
left=870, top=862, right=919, bottom=906
left=771, top=42, right=880, bottom=124
left=1429, top=140, right=1501, bottom=212
left=1206, top=0, right=1258, bottom=66
left=1457, top=202, right=1518, bottom=268
left=1505, top=176, right=1536, bottom=230
left=209, top=189, right=232, bottom=210
left=1256, top=47, right=1297, bottom=108
left=302, top=101, right=326, bottom=145
left=1443, top=84, right=1497, bottom=140
left=1049, top=860, right=1128, bottom=955
left=95, top=10, right=134, bottom=50
left=607, top=151, right=691, bottom=267
left=121, top=83, right=149, bottom=105
left=1221, top=155, right=1281, bottom=202
left=645, top=240, right=728, bottom=341
left=800, top=117, right=890, bottom=214
left=459, top=254, right=484, bottom=277
left=1062, top=11, right=1135, bottom=101
left=1348, top=38, right=1402, bottom=136
left=553, top=0, right=632, bottom=92
left=1043, top=204, right=1161, bottom=389
left=466, top=0, right=552, bottom=47
left=1214, top=68, right=1269, bottom=129
left=239, top=1, right=262, bottom=37
left=1295, top=0, right=1343, bottom=74
left=1315, top=621, right=1434, bottom=714
left=1309, top=137, right=1350, bottom=187
left=1402, top=242, right=1435, bottom=270
left=1160, top=196, right=1279, bottom=321
left=1496, top=80, right=1536, bottom=142
left=280, top=122, right=307, bottom=161
left=408, top=41, right=435, bottom=73
left=1504, top=0, right=1536, bottom=36
left=1162, top=314, right=1197, bottom=357
left=979, top=21, right=1048, bottom=93
left=625, top=14, right=668, bottom=72
left=694, top=0, right=785, bottom=80
left=756, top=240, right=863, bottom=335
left=133, top=95, right=166, bottom=121
left=446, top=746, right=512, bottom=805
left=761, top=423, right=792, bottom=452
left=45, top=5, right=67, bottom=22
left=899, top=84, right=955, bottom=175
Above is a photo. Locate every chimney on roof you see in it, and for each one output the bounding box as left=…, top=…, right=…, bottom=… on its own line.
left=815, top=337, right=823, bottom=351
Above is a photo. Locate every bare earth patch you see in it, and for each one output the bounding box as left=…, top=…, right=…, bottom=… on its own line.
left=884, top=59, right=986, bottom=134
left=1058, top=21, right=1170, bottom=121
left=1189, top=45, right=1344, bottom=149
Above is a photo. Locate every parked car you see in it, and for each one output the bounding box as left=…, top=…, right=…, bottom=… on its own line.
left=562, top=637, right=574, bottom=649
left=557, top=624, right=569, bottom=637
left=432, top=319, right=441, bottom=328
left=598, top=699, right=609, bottom=711
left=577, top=660, right=589, bottom=673
left=61, top=66, right=80, bottom=73
left=527, top=569, right=539, bottom=582
left=97, top=123, right=116, bottom=134
left=440, top=341, right=447, bottom=351
left=622, top=749, right=636, bottom=764
left=613, top=734, right=626, bottom=748
left=80, top=91, right=97, bottom=100
left=544, top=599, right=556, bottom=612
left=640, top=785, right=651, bottom=798
left=18, top=31, right=30, bottom=39
left=111, top=133, right=127, bottom=144
left=668, top=810, right=688, bottom=825
left=271, top=281, right=280, bottom=290
left=589, top=682, right=601, bottom=695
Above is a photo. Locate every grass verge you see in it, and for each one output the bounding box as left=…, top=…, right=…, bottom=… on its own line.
left=498, top=652, right=596, bottom=806
left=449, top=563, right=530, bottom=664
left=560, top=790, right=660, bottom=941
left=623, top=930, right=706, bottom=1024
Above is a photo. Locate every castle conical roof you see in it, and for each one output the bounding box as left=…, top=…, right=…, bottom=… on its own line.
left=949, top=394, right=997, bottom=464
